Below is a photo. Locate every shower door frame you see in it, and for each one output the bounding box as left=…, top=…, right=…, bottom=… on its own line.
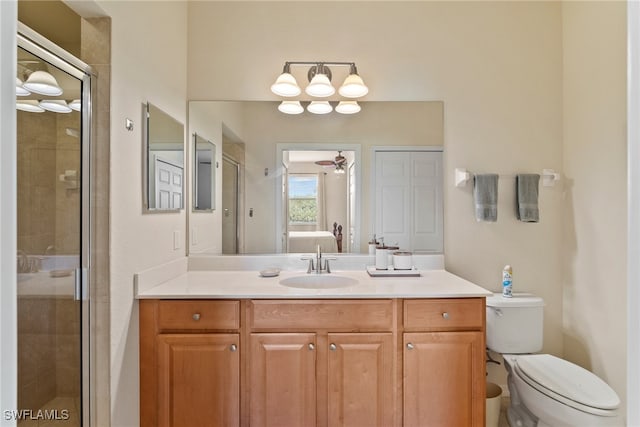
left=17, top=23, right=94, bottom=427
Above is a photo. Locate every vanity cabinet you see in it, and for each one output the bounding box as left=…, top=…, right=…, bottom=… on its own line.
left=140, top=297, right=484, bottom=427
left=139, top=300, right=241, bottom=427
left=248, top=300, right=396, bottom=427
left=403, top=299, right=485, bottom=427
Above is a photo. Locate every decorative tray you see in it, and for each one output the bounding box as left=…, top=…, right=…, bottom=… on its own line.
left=366, top=266, right=421, bottom=277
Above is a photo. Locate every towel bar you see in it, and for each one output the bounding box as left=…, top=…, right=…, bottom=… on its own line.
left=454, top=168, right=560, bottom=188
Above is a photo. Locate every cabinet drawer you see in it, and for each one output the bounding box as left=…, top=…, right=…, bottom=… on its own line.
left=250, top=300, right=394, bottom=331
left=404, top=299, right=484, bottom=331
left=157, top=300, right=240, bottom=331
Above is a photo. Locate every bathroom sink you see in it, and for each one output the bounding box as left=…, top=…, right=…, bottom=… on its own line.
left=279, top=274, right=358, bottom=289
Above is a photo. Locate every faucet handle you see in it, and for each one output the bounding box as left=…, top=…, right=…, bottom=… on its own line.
left=323, top=257, right=337, bottom=273
left=301, top=257, right=315, bottom=274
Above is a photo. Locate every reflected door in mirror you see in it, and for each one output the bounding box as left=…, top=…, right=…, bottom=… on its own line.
left=144, top=103, right=185, bottom=211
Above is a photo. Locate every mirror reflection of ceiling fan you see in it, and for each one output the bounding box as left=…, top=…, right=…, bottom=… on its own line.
left=315, top=151, right=347, bottom=174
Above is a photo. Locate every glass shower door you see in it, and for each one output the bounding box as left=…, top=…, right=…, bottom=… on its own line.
left=16, top=42, right=86, bottom=427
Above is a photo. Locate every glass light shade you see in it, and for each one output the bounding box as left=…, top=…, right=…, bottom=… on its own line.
left=305, top=74, right=335, bottom=97
left=68, top=99, right=82, bottom=111
left=39, top=99, right=72, bottom=113
left=271, top=73, right=301, bottom=97
left=16, top=77, right=30, bottom=96
left=334, top=165, right=346, bottom=174
left=335, top=101, right=361, bottom=115
left=338, top=73, right=369, bottom=98
left=16, top=100, right=45, bottom=113
left=23, top=71, right=63, bottom=96
left=307, top=101, right=333, bottom=114
left=278, top=101, right=304, bottom=115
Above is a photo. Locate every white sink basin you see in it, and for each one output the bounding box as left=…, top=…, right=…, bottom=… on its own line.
left=279, top=274, right=358, bottom=289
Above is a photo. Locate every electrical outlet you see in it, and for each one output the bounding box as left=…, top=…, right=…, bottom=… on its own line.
left=173, top=230, right=181, bottom=250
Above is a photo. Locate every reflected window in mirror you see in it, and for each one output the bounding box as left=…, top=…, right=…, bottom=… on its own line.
left=193, top=133, right=216, bottom=212
left=288, top=174, right=318, bottom=225
left=143, top=102, right=185, bottom=212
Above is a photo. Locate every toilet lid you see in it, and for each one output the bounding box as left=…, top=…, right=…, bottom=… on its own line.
left=515, top=354, right=620, bottom=410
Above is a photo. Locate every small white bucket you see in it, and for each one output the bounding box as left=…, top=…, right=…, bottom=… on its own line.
left=486, top=382, right=502, bottom=427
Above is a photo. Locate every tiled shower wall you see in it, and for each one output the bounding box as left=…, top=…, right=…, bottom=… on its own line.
left=17, top=109, right=81, bottom=410
left=17, top=110, right=80, bottom=256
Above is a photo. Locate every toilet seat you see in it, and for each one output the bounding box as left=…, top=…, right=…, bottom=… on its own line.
left=511, top=354, right=620, bottom=416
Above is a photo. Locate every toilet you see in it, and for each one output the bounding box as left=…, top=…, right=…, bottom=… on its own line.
left=486, top=293, right=621, bottom=427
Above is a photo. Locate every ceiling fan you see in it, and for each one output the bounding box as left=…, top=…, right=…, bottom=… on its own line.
left=315, top=151, right=347, bottom=174
left=315, top=151, right=346, bottom=167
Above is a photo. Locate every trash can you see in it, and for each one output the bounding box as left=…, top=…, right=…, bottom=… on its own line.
left=486, top=382, right=503, bottom=427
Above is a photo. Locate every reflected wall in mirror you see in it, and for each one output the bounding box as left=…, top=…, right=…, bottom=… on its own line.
left=187, top=101, right=444, bottom=254
left=144, top=102, right=185, bottom=211
left=193, top=133, right=215, bottom=211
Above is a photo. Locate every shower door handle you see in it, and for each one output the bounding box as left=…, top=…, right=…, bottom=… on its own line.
left=74, top=267, right=88, bottom=301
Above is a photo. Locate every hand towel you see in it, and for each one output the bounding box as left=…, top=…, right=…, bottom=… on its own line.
left=473, top=174, right=498, bottom=222
left=516, top=174, right=540, bottom=222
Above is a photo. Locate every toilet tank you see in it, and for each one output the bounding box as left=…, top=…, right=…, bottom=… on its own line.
left=486, top=293, right=544, bottom=353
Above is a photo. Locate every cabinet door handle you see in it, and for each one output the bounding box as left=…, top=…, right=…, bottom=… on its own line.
left=407, top=343, right=414, bottom=350
left=329, top=343, right=337, bottom=351
left=230, top=344, right=237, bottom=352
left=442, top=312, right=450, bottom=320
left=308, top=343, right=315, bottom=351
left=192, top=313, right=201, bottom=321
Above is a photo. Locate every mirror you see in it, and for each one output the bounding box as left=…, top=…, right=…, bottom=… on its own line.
left=187, top=101, right=444, bottom=254
left=193, top=133, right=216, bottom=211
left=143, top=102, right=185, bottom=211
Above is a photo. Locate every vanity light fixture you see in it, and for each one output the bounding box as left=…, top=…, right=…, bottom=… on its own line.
left=307, top=101, right=333, bottom=115
left=271, top=61, right=368, bottom=115
left=68, top=99, right=82, bottom=111
left=39, top=99, right=72, bottom=113
left=22, top=70, right=63, bottom=96
left=278, top=100, right=304, bottom=115
left=335, top=101, right=361, bottom=115
left=16, top=77, right=30, bottom=96
left=16, top=99, right=45, bottom=113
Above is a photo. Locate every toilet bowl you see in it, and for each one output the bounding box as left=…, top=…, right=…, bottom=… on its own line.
left=486, top=293, right=621, bottom=427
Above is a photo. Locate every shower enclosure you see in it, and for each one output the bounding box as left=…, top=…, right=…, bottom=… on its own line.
left=16, top=26, right=92, bottom=426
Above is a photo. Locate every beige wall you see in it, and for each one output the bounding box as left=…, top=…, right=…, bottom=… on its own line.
left=562, top=0, right=627, bottom=415
left=51, top=1, right=626, bottom=425
left=93, top=1, right=188, bottom=425
left=187, top=1, right=565, bottom=391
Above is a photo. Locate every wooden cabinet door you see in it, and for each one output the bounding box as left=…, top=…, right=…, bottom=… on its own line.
left=156, top=333, right=239, bottom=427
left=403, top=332, right=484, bottom=427
left=327, top=333, right=395, bottom=427
left=249, top=333, right=317, bottom=427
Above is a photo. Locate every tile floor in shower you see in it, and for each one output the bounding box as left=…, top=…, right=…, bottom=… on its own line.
left=17, top=397, right=80, bottom=427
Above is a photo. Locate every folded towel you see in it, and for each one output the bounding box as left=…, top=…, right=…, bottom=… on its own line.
left=473, top=174, right=498, bottom=222
left=516, top=174, right=540, bottom=222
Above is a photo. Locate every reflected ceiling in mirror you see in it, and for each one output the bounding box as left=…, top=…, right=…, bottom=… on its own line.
left=187, top=101, right=444, bottom=255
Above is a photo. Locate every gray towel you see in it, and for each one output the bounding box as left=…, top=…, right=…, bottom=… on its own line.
left=473, top=174, right=498, bottom=222
left=516, top=174, right=540, bottom=222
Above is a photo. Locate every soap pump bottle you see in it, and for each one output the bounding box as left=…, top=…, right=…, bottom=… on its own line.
left=368, top=234, right=379, bottom=255
left=502, top=265, right=513, bottom=298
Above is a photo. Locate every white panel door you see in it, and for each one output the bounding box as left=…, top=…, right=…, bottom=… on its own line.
left=374, top=151, right=442, bottom=253
left=154, top=156, right=183, bottom=210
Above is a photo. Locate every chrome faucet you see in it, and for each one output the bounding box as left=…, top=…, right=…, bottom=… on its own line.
left=301, top=244, right=336, bottom=274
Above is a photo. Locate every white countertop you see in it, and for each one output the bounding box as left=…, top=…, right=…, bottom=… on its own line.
left=135, top=268, right=491, bottom=299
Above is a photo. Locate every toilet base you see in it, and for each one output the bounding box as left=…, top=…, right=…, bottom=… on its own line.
left=503, top=355, right=622, bottom=427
